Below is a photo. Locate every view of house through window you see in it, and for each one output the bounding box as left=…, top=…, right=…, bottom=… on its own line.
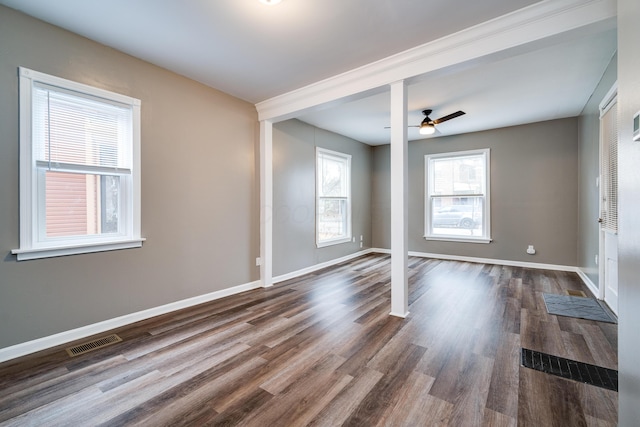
left=44, top=172, right=120, bottom=237
left=316, top=148, right=351, bottom=247
left=425, top=149, right=490, bottom=242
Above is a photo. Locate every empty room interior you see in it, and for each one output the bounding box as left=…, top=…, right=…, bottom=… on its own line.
left=1, top=0, right=639, bottom=425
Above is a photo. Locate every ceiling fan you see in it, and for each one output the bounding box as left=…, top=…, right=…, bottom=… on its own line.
left=386, top=109, right=466, bottom=135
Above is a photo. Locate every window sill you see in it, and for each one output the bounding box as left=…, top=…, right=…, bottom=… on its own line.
left=424, top=235, right=492, bottom=244
left=316, top=237, right=352, bottom=248
left=11, top=238, right=146, bottom=261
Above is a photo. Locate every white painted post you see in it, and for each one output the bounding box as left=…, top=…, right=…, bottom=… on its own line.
left=389, top=81, right=409, bottom=318
left=260, top=120, right=273, bottom=288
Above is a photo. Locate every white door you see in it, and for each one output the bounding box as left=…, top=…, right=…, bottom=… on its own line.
left=603, top=231, right=618, bottom=314
left=599, top=85, right=618, bottom=315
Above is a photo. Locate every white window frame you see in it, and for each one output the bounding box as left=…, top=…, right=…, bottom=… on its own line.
left=12, top=67, right=144, bottom=261
left=316, top=147, right=352, bottom=248
left=424, top=148, right=491, bottom=243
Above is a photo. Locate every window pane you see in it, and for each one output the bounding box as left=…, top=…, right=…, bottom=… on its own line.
left=432, top=155, right=485, bottom=195
left=45, top=171, right=119, bottom=237
left=33, top=84, right=131, bottom=169
left=319, top=156, right=346, bottom=197
left=100, top=175, right=120, bottom=234
left=318, top=198, right=347, bottom=241
left=430, top=196, right=484, bottom=236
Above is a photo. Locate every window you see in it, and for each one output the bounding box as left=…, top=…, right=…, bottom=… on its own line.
left=425, top=149, right=491, bottom=243
left=316, top=148, right=351, bottom=247
left=12, top=67, right=143, bottom=260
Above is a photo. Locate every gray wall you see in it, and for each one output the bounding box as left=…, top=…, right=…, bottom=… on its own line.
left=273, top=119, right=372, bottom=276
left=617, top=0, right=640, bottom=422
left=577, top=54, right=617, bottom=287
left=372, top=119, right=579, bottom=266
left=0, top=6, right=259, bottom=349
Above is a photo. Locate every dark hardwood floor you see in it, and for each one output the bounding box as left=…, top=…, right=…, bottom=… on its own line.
left=0, top=254, right=618, bottom=426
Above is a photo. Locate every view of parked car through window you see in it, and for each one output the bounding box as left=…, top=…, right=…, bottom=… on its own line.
left=432, top=203, right=482, bottom=229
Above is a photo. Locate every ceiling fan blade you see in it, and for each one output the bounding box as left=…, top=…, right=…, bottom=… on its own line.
left=384, top=109, right=464, bottom=129
left=432, top=110, right=465, bottom=125
left=384, top=125, right=420, bottom=129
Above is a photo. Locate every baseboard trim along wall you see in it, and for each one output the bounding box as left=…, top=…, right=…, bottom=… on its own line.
left=371, top=247, right=595, bottom=290
left=273, top=249, right=376, bottom=284
left=0, top=280, right=262, bottom=364
left=372, top=248, right=577, bottom=271
left=0, top=248, right=592, bottom=364
left=576, top=268, right=599, bottom=298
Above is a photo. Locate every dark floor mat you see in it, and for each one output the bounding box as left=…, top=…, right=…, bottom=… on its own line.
left=521, top=348, right=618, bottom=391
left=542, top=293, right=616, bottom=323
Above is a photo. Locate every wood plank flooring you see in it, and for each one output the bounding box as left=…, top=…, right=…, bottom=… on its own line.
left=0, top=254, right=618, bottom=426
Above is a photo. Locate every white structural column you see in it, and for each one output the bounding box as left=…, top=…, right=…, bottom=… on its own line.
left=260, top=120, right=273, bottom=288
left=389, top=81, right=409, bottom=318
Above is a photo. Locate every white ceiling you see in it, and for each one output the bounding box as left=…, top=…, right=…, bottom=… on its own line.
left=297, top=28, right=617, bottom=145
left=0, top=0, right=617, bottom=145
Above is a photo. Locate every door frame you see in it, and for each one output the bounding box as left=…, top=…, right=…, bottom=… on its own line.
left=597, top=82, right=617, bottom=305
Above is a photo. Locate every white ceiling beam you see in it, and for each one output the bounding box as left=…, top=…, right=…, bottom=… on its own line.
left=255, top=0, right=616, bottom=122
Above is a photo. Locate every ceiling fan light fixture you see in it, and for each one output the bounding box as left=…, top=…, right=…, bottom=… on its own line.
left=419, top=122, right=436, bottom=135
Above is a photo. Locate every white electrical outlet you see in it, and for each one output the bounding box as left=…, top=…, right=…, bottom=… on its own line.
left=255, top=257, right=261, bottom=266
left=360, top=235, right=363, bottom=242
left=359, top=242, right=363, bottom=248
left=526, top=245, right=536, bottom=255
left=595, top=254, right=598, bottom=265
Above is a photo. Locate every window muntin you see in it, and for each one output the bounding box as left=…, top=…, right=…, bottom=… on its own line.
left=13, top=67, right=143, bottom=260
left=425, top=149, right=491, bottom=243
left=316, top=148, right=351, bottom=247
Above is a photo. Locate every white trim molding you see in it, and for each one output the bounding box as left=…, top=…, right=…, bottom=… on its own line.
left=376, top=248, right=600, bottom=299
left=0, top=279, right=261, bottom=364
left=273, top=249, right=375, bottom=284
left=12, top=238, right=145, bottom=261
left=256, top=0, right=616, bottom=122
left=576, top=268, right=599, bottom=298
left=260, top=120, right=274, bottom=288
left=1, top=249, right=599, bottom=363
left=371, top=248, right=581, bottom=273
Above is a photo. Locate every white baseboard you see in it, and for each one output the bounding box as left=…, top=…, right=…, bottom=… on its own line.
left=576, top=268, right=599, bottom=299
left=0, top=249, right=595, bottom=364
left=0, top=248, right=375, bottom=364
left=0, top=280, right=262, bottom=364
left=273, top=249, right=375, bottom=284
left=373, top=248, right=602, bottom=296
left=371, top=248, right=578, bottom=272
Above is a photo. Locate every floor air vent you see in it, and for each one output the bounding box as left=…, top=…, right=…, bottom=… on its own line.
left=521, top=348, right=618, bottom=391
left=66, top=334, right=122, bottom=357
left=565, top=289, right=587, bottom=297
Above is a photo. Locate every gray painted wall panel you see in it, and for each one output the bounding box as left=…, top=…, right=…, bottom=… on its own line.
left=272, top=120, right=372, bottom=276
left=0, top=6, right=259, bottom=348
left=577, top=54, right=617, bottom=287
left=617, top=0, right=640, bottom=422
left=372, top=119, right=579, bottom=266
